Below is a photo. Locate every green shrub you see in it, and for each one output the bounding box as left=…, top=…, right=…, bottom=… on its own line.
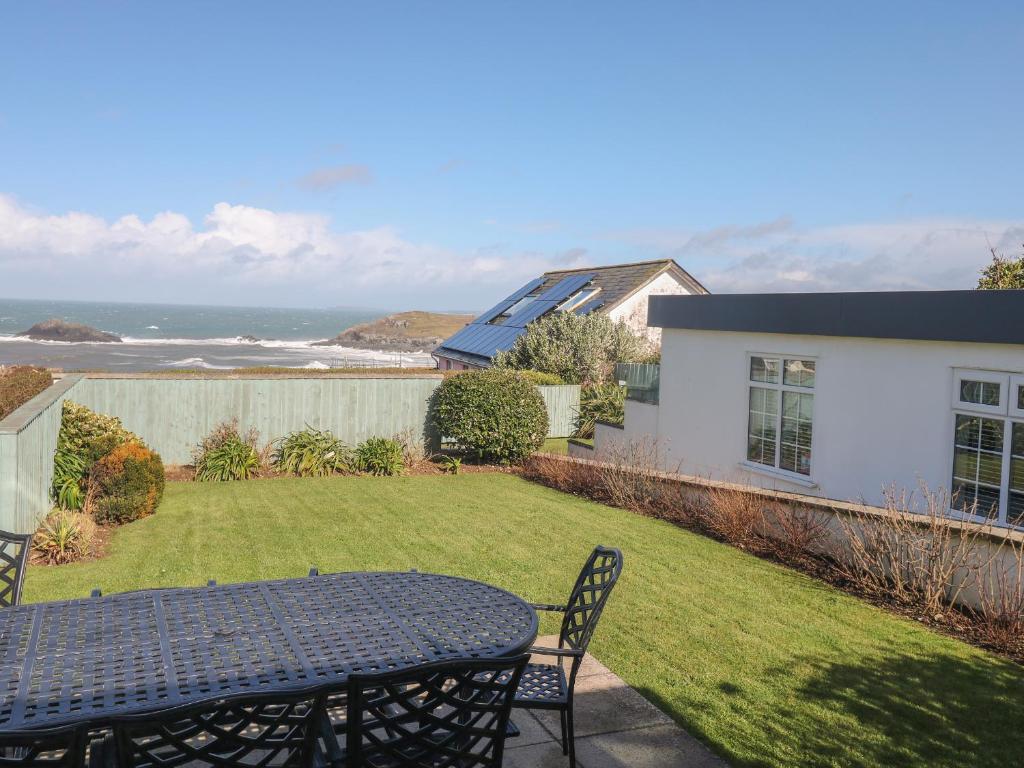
left=431, top=369, right=548, bottom=464
left=493, top=311, right=652, bottom=385
left=88, top=441, right=165, bottom=524
left=51, top=401, right=140, bottom=510
left=355, top=437, right=405, bottom=476
left=575, top=384, right=625, bottom=439
left=274, top=427, right=352, bottom=477
left=515, top=370, right=565, bottom=386
left=0, top=366, right=52, bottom=421
left=192, top=420, right=262, bottom=481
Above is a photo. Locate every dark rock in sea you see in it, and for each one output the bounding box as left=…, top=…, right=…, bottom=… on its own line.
left=238, top=335, right=260, bottom=343
left=16, top=318, right=122, bottom=343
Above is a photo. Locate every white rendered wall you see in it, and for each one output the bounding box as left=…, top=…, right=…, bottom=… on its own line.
left=656, top=329, right=1024, bottom=507
left=608, top=272, right=696, bottom=343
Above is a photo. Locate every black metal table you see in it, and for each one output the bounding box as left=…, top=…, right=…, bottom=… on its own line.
left=0, top=571, right=538, bottom=731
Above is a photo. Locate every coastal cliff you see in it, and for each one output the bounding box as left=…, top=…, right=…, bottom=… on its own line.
left=313, top=311, right=473, bottom=353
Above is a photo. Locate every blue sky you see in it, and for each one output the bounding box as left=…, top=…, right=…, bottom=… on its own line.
left=1, top=1, right=1022, bottom=310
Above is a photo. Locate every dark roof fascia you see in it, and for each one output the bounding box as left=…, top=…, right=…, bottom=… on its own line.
left=648, top=290, right=1024, bottom=346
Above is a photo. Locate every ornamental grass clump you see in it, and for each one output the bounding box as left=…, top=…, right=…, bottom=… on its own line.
left=33, top=510, right=96, bottom=565
left=193, top=420, right=262, bottom=481
left=0, top=366, right=52, bottom=420
left=355, top=437, right=406, bottom=476
left=274, top=427, right=352, bottom=477
left=431, top=369, right=548, bottom=464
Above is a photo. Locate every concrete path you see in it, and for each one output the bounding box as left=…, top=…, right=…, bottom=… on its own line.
left=503, top=636, right=727, bottom=767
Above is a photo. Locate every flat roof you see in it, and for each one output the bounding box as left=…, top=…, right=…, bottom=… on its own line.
left=648, top=290, right=1024, bottom=346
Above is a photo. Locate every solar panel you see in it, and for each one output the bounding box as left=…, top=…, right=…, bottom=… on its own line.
left=473, top=277, right=546, bottom=325
left=536, top=273, right=595, bottom=302
left=573, top=298, right=605, bottom=315
left=504, top=299, right=558, bottom=328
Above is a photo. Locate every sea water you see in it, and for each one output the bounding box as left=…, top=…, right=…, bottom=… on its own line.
left=0, top=298, right=435, bottom=371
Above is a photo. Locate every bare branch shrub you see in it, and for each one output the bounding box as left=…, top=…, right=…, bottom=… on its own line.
left=975, top=535, right=1024, bottom=653
left=698, top=487, right=767, bottom=549
left=762, top=503, right=832, bottom=563
left=835, top=484, right=994, bottom=615
left=520, top=454, right=606, bottom=499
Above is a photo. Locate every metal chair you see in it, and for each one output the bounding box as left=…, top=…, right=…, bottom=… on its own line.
left=510, top=545, right=623, bottom=768
left=0, top=723, right=90, bottom=767
left=0, top=530, right=32, bottom=608
left=342, top=655, right=527, bottom=767
left=100, top=687, right=329, bottom=768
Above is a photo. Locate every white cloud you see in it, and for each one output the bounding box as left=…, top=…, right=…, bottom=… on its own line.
left=0, top=195, right=563, bottom=307
left=606, top=217, right=1023, bottom=293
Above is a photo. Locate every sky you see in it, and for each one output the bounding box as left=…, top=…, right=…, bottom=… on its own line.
left=1, top=1, right=1022, bottom=311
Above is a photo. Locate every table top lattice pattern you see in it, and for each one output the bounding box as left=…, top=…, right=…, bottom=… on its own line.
left=0, top=571, right=537, bottom=731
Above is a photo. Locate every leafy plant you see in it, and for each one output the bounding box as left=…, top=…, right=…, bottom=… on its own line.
left=274, top=427, right=352, bottom=477
left=978, top=245, right=1024, bottom=289
left=431, top=369, right=548, bottom=464
left=51, top=401, right=140, bottom=510
left=355, top=437, right=406, bottom=476
left=33, top=510, right=95, bottom=565
left=0, top=366, right=52, bottom=421
left=193, top=420, right=262, bottom=482
left=439, top=455, right=462, bottom=475
left=493, top=311, right=652, bottom=386
left=514, top=370, right=565, bottom=386
left=574, top=383, right=625, bottom=439
left=89, top=441, right=165, bottom=524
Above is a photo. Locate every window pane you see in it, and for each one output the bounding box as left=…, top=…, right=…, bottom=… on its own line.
left=780, top=391, right=813, bottom=475
left=960, top=379, right=1000, bottom=406
left=1018, top=385, right=1024, bottom=411
left=750, top=357, right=779, bottom=384
left=950, top=414, right=1003, bottom=518
left=783, top=359, right=816, bottom=388
left=1010, top=424, right=1024, bottom=527
left=747, top=387, right=778, bottom=466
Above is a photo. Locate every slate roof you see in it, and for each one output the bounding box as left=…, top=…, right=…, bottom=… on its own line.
left=433, top=259, right=706, bottom=367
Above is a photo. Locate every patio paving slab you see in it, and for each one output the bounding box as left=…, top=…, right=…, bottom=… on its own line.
left=503, top=636, right=727, bottom=767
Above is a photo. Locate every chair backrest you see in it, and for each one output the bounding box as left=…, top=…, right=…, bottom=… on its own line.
left=0, top=724, right=89, bottom=767
left=345, top=655, right=527, bottom=768
left=0, top=530, right=32, bottom=608
left=111, top=687, right=326, bottom=768
left=559, top=546, right=623, bottom=653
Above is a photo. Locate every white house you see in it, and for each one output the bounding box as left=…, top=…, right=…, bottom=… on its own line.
left=585, top=290, right=1024, bottom=530
left=432, top=259, right=706, bottom=370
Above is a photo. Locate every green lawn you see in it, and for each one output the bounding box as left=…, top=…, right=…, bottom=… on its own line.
left=25, top=475, right=1024, bottom=768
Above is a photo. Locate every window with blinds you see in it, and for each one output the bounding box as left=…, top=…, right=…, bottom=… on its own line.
left=950, top=370, right=1024, bottom=527
left=747, top=356, right=815, bottom=476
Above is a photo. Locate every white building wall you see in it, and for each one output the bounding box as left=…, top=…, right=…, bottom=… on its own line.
left=608, top=272, right=696, bottom=343
left=657, top=329, right=1024, bottom=508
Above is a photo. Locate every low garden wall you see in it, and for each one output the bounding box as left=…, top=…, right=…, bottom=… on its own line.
left=0, top=375, right=84, bottom=533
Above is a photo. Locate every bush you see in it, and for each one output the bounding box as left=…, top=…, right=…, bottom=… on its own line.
left=493, top=312, right=652, bottom=385
left=355, top=437, right=406, bottom=476
left=439, top=455, right=462, bottom=475
left=274, top=427, right=352, bottom=477
left=88, top=441, right=165, bottom=525
left=33, top=511, right=96, bottom=565
left=193, top=420, right=262, bottom=481
left=0, top=366, right=52, bottom=421
left=515, top=370, right=564, bottom=386
left=574, top=384, right=625, bottom=439
left=52, top=401, right=140, bottom=510
left=431, top=369, right=548, bottom=464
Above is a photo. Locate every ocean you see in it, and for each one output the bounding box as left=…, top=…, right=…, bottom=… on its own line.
left=0, top=298, right=436, bottom=371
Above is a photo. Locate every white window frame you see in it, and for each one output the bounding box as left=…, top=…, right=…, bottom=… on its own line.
left=743, top=352, right=817, bottom=482
left=952, top=368, right=1008, bottom=415
left=1010, top=375, right=1024, bottom=419
left=948, top=368, right=1024, bottom=529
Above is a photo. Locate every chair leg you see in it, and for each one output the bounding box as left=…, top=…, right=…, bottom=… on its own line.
left=566, top=704, right=576, bottom=768
left=559, top=709, right=568, bottom=755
